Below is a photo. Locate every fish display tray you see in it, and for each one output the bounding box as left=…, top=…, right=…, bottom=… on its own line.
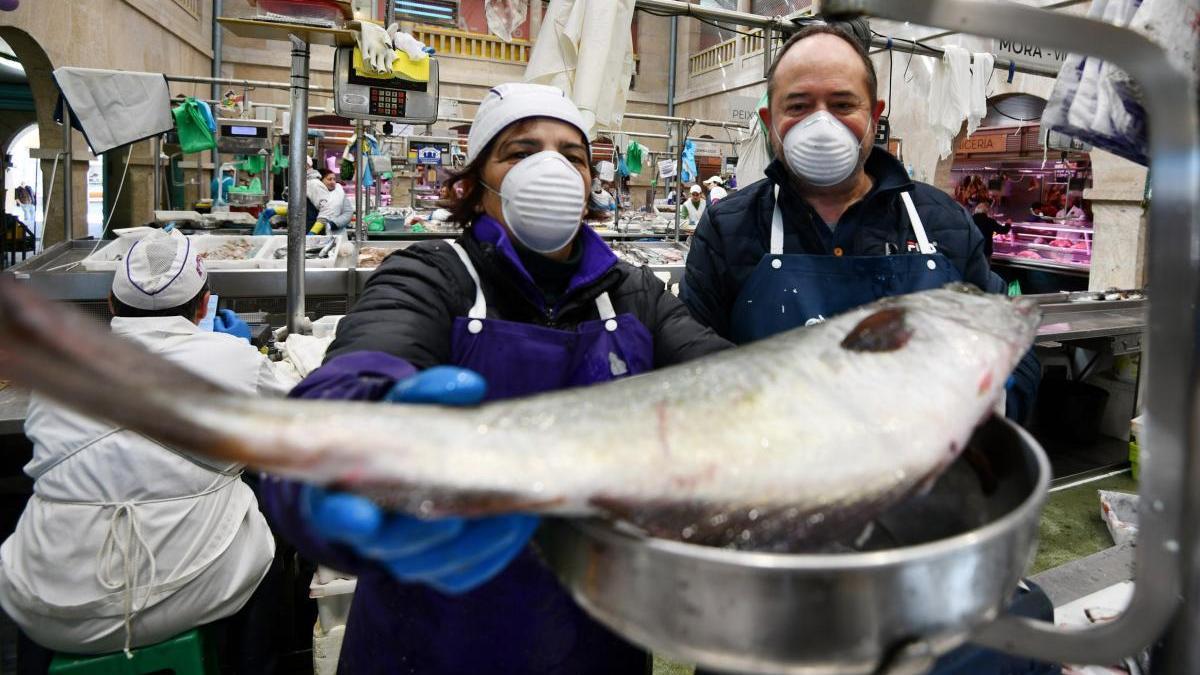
left=538, top=417, right=1050, bottom=675
left=80, top=233, right=270, bottom=272
left=256, top=235, right=347, bottom=269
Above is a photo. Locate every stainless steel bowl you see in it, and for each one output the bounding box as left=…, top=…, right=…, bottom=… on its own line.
left=538, top=417, right=1050, bottom=675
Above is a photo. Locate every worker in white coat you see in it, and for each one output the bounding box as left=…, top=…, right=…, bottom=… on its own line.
left=306, top=167, right=354, bottom=235
left=680, top=183, right=706, bottom=228
left=704, top=175, right=729, bottom=203
left=0, top=228, right=294, bottom=668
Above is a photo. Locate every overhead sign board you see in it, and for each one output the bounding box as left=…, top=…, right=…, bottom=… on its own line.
left=728, top=95, right=761, bottom=125
left=992, top=38, right=1069, bottom=72
left=959, top=134, right=1008, bottom=154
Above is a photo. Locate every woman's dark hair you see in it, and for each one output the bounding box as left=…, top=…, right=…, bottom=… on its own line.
left=439, top=118, right=609, bottom=226
left=110, top=281, right=210, bottom=320
left=317, top=167, right=335, bottom=180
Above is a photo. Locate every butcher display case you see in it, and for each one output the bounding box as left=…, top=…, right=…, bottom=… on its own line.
left=992, top=219, right=1093, bottom=275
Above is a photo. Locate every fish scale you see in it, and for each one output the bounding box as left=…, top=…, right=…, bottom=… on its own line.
left=0, top=280, right=1039, bottom=551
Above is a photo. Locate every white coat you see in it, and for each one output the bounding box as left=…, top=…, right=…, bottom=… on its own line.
left=307, top=179, right=354, bottom=229
left=681, top=198, right=706, bottom=227
left=0, top=316, right=296, bottom=654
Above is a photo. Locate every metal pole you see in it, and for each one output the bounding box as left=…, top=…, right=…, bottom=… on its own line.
left=819, top=0, right=1198, bottom=665
left=286, top=35, right=310, bottom=336
left=354, top=119, right=365, bottom=249
left=635, top=0, right=775, bottom=29
left=762, top=22, right=773, bottom=79
left=61, top=108, right=73, bottom=241
left=152, top=136, right=162, bottom=213
left=667, top=17, right=678, bottom=117
left=673, top=120, right=686, bottom=242
left=211, top=0, right=223, bottom=200
left=166, top=73, right=335, bottom=95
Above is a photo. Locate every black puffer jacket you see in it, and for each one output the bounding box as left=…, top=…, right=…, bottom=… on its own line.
left=327, top=230, right=731, bottom=368
left=682, top=149, right=993, bottom=339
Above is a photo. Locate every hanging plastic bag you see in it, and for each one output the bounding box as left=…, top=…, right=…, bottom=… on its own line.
left=485, top=0, right=528, bottom=42
left=171, top=97, right=217, bottom=154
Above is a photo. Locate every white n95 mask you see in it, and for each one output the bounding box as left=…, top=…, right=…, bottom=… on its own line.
left=778, top=111, right=865, bottom=187
left=486, top=151, right=587, bottom=254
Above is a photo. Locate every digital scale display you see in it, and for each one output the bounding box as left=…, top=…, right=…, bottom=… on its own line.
left=226, top=125, right=267, bottom=138
left=334, top=47, right=439, bottom=124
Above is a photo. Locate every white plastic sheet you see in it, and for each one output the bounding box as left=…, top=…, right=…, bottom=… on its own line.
left=485, top=0, right=528, bottom=42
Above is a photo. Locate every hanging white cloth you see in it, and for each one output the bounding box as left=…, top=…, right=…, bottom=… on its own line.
left=966, top=52, right=994, bottom=138
left=53, top=68, right=174, bottom=155
left=736, top=94, right=772, bottom=188
left=524, top=0, right=637, bottom=138
left=927, top=45, right=973, bottom=159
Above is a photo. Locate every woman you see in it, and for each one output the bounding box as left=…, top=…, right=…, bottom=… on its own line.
left=305, top=167, right=354, bottom=234
left=262, top=83, right=730, bottom=674
left=971, top=200, right=1011, bottom=260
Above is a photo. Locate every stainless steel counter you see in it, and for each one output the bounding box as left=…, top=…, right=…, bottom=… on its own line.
left=0, top=385, right=29, bottom=435
left=1028, top=293, right=1146, bottom=345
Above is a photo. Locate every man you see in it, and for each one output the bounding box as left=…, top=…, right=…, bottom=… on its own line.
left=0, top=228, right=295, bottom=669
left=681, top=183, right=706, bottom=228
left=681, top=25, right=1053, bottom=675
left=681, top=24, right=1038, bottom=421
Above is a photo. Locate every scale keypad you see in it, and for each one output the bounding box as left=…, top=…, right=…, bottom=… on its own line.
left=369, top=88, right=407, bottom=118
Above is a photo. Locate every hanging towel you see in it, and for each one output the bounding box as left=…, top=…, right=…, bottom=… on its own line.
left=967, top=52, right=994, bottom=138
left=927, top=45, right=973, bottom=159
left=524, top=0, right=636, bottom=138
left=53, top=68, right=174, bottom=155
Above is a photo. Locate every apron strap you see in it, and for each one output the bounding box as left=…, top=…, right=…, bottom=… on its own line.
left=899, top=191, right=936, bottom=254
left=448, top=241, right=487, bottom=321
left=770, top=185, right=784, bottom=255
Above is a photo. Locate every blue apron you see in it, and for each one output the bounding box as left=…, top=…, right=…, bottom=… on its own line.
left=371, top=241, right=652, bottom=675
left=729, top=187, right=960, bottom=344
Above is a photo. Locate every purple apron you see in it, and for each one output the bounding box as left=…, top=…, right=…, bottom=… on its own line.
left=365, top=239, right=654, bottom=674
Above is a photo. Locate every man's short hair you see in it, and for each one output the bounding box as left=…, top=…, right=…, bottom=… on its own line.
left=766, top=23, right=879, bottom=106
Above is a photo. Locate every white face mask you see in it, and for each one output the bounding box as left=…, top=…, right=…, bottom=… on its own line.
left=484, top=151, right=586, bottom=254
left=776, top=110, right=867, bottom=188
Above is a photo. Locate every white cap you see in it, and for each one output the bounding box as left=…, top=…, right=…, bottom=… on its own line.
left=111, top=228, right=208, bottom=311
left=467, top=83, right=589, bottom=164
left=689, top=184, right=703, bottom=195
left=703, top=175, right=724, bottom=185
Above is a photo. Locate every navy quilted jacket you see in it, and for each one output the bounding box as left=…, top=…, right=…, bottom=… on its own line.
left=682, top=149, right=995, bottom=337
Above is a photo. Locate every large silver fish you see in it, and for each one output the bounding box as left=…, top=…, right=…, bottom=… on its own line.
left=0, top=280, right=1039, bottom=550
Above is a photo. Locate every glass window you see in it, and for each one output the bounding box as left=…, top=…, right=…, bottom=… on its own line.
left=698, top=0, right=739, bottom=50
left=751, top=0, right=813, bottom=16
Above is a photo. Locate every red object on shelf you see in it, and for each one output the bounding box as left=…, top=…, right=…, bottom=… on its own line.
left=257, top=0, right=350, bottom=22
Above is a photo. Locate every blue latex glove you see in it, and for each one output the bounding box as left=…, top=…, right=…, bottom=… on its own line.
left=212, top=308, right=252, bottom=341
left=303, top=366, right=541, bottom=595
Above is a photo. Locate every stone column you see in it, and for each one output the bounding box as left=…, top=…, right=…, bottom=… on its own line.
left=1085, top=149, right=1148, bottom=291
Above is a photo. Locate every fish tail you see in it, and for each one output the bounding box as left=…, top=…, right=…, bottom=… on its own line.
left=0, top=277, right=252, bottom=464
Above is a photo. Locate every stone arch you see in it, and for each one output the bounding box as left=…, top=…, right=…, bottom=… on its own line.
left=0, top=26, right=83, bottom=245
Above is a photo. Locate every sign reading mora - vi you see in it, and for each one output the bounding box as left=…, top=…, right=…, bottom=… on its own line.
left=992, top=39, right=1069, bottom=71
